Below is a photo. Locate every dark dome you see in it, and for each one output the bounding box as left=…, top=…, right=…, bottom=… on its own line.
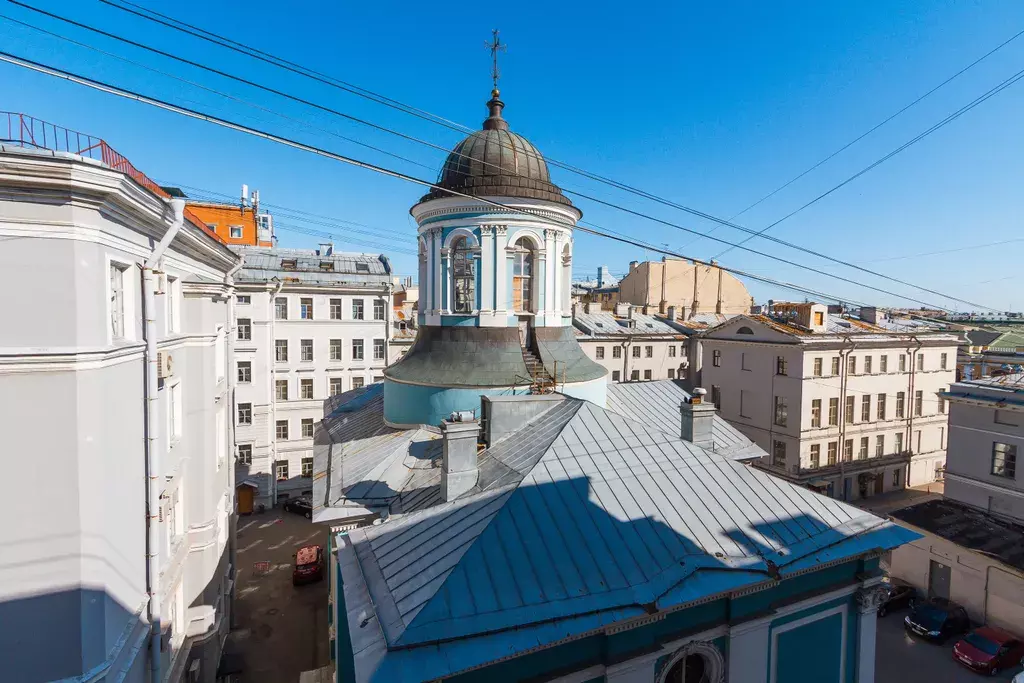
left=420, top=90, right=574, bottom=207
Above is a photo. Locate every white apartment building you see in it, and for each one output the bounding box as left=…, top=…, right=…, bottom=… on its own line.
left=941, top=374, right=1024, bottom=522
left=701, top=303, right=959, bottom=501
left=232, top=245, right=393, bottom=510
left=0, top=133, right=238, bottom=682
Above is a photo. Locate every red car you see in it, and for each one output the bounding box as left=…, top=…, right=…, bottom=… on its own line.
left=952, top=626, right=1024, bottom=676
left=292, top=544, right=324, bottom=586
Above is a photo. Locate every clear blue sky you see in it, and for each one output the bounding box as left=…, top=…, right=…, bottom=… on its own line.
left=2, top=0, right=1023, bottom=311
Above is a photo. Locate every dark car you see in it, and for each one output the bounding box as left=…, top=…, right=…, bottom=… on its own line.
left=904, top=598, right=970, bottom=642
left=283, top=497, right=312, bottom=519
left=953, top=627, right=1024, bottom=676
left=293, top=545, right=324, bottom=585
left=878, top=578, right=915, bottom=617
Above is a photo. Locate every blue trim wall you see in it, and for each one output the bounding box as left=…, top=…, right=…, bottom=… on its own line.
left=383, top=380, right=531, bottom=426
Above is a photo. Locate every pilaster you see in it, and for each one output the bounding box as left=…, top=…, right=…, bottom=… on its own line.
left=854, top=585, right=886, bottom=683
left=495, top=226, right=509, bottom=320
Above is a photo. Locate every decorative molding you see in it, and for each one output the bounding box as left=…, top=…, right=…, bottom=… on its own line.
left=855, top=585, right=888, bottom=614
left=604, top=612, right=665, bottom=635
left=496, top=225, right=508, bottom=236
left=656, top=640, right=725, bottom=683
left=480, top=225, right=494, bottom=236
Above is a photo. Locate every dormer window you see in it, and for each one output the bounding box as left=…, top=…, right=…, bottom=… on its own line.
left=281, top=259, right=297, bottom=270
left=737, top=326, right=754, bottom=335
left=355, top=263, right=370, bottom=273
left=319, top=261, right=334, bottom=271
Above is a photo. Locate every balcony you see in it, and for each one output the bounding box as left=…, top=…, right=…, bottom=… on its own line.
left=797, top=451, right=912, bottom=480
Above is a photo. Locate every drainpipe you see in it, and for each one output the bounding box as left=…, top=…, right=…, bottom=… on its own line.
left=838, top=336, right=857, bottom=492
left=268, top=279, right=284, bottom=507
left=143, top=197, right=186, bottom=683
left=906, top=335, right=923, bottom=481
left=224, top=254, right=243, bottom=628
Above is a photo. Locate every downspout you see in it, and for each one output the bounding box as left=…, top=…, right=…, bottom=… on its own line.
left=838, top=336, right=857, bottom=492
left=906, top=335, right=923, bottom=480
left=268, top=279, right=284, bottom=507
left=143, top=197, right=186, bottom=683
left=224, top=254, right=243, bottom=628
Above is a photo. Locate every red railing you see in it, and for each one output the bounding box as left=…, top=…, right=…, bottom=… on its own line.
left=2, top=112, right=224, bottom=244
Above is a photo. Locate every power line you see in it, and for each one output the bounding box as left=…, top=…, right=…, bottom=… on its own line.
left=273, top=222, right=418, bottom=256
left=0, top=49, right=892, bottom=309
left=5, top=3, right=1002, bottom=311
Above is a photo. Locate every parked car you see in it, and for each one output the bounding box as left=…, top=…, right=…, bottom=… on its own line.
left=952, top=627, right=1024, bottom=676
left=283, top=497, right=313, bottom=519
left=1013, top=670, right=1024, bottom=683
left=904, top=597, right=970, bottom=642
left=878, top=578, right=915, bottom=617
left=293, top=544, right=324, bottom=585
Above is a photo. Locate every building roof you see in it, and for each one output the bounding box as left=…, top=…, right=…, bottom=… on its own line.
left=890, top=499, right=1024, bottom=573
left=333, top=396, right=918, bottom=681
left=964, top=330, right=1003, bottom=347
left=991, top=330, right=1024, bottom=351
left=233, top=246, right=392, bottom=286
left=945, top=373, right=1024, bottom=408
left=605, top=380, right=766, bottom=461
left=706, top=313, right=960, bottom=346
left=573, top=310, right=685, bottom=337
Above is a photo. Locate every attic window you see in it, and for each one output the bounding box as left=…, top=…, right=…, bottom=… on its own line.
left=646, top=323, right=654, bottom=328
left=737, top=326, right=754, bottom=335
left=319, top=261, right=334, bottom=271
left=355, top=263, right=370, bottom=273
left=595, top=322, right=604, bottom=328
left=281, top=259, right=298, bottom=270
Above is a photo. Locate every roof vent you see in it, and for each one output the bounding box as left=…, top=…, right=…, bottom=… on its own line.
left=281, top=259, right=297, bottom=270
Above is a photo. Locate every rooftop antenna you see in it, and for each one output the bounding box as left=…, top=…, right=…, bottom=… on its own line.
left=486, top=29, right=506, bottom=91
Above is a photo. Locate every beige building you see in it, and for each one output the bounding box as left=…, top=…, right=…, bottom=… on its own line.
left=700, top=303, right=959, bottom=501
left=573, top=303, right=693, bottom=383
left=616, top=257, right=752, bottom=317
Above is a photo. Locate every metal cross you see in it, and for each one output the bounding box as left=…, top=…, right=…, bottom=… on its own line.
left=486, top=29, right=507, bottom=90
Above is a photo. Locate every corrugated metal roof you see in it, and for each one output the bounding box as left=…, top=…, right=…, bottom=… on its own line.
left=232, top=246, right=392, bottom=285
left=605, top=380, right=766, bottom=461
left=710, top=315, right=960, bottom=345
left=341, top=399, right=919, bottom=681
left=574, top=310, right=683, bottom=336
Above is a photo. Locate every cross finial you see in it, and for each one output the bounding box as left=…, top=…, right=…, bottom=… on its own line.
left=486, top=29, right=506, bottom=91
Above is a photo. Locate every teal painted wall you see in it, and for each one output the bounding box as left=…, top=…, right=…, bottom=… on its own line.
left=334, top=560, right=356, bottom=683
left=775, top=612, right=844, bottom=683
left=383, top=380, right=529, bottom=426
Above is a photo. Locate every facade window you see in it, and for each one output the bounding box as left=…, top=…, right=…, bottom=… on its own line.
left=276, top=420, right=289, bottom=440
left=612, top=370, right=621, bottom=381
left=596, top=347, right=605, bottom=360
left=644, top=369, right=652, bottom=380
left=845, top=396, right=855, bottom=424
left=301, top=339, right=313, bottom=362
left=330, top=339, right=342, bottom=361
left=668, top=346, right=676, bottom=358
left=740, top=390, right=750, bottom=418
left=229, top=225, right=243, bottom=239
left=110, top=262, right=127, bottom=339
left=877, top=394, right=886, bottom=420
left=895, top=432, right=904, bottom=453
left=237, top=444, right=252, bottom=465
left=275, top=339, right=288, bottom=362
left=773, top=396, right=788, bottom=427
left=772, top=440, right=786, bottom=468
left=938, top=396, right=946, bottom=414
left=811, top=399, right=821, bottom=428
left=876, top=435, right=884, bottom=457
left=276, top=379, right=288, bottom=401
left=814, top=311, right=824, bottom=326
left=864, top=356, right=872, bottom=374
left=237, top=361, right=251, bottom=383
left=861, top=395, right=871, bottom=422
left=713, top=349, right=721, bottom=367
left=893, top=468, right=902, bottom=487
left=451, top=236, right=476, bottom=313
left=831, top=357, right=840, bottom=375
left=511, top=237, right=535, bottom=312
left=632, top=345, right=642, bottom=358
left=352, top=377, right=365, bottom=389
left=645, top=346, right=653, bottom=358
left=741, top=352, right=750, bottom=371
left=300, top=378, right=314, bottom=399
left=828, top=398, right=839, bottom=426
left=373, top=339, right=385, bottom=360
left=330, top=298, right=342, bottom=320
left=843, top=439, right=853, bottom=462
left=809, top=444, right=820, bottom=469
left=275, top=297, right=288, bottom=320
left=941, top=352, right=948, bottom=370
left=168, top=381, right=182, bottom=441
left=827, top=441, right=838, bottom=466
left=880, top=355, right=888, bottom=373
left=859, top=437, right=868, bottom=460
left=895, top=392, right=905, bottom=418
left=613, top=346, right=622, bottom=359
left=236, top=294, right=250, bottom=305
left=237, top=318, right=251, bottom=341
left=711, top=385, right=721, bottom=410
left=630, top=370, right=640, bottom=381
left=899, top=355, right=906, bottom=372
left=374, top=299, right=386, bottom=321
left=352, top=339, right=364, bottom=361
left=352, top=299, right=364, bottom=320
left=813, top=357, right=823, bottom=377
left=301, top=418, right=314, bottom=439
left=776, top=356, right=787, bottom=376
left=300, top=298, right=314, bottom=320
left=992, top=442, right=1017, bottom=478
left=237, top=402, right=252, bottom=425
left=275, top=460, right=288, bottom=480
left=917, top=354, right=924, bottom=371
left=329, top=378, right=344, bottom=396
left=848, top=356, right=857, bottom=375
left=302, top=456, right=314, bottom=476
left=914, top=390, right=923, bottom=416
left=668, top=368, right=676, bottom=379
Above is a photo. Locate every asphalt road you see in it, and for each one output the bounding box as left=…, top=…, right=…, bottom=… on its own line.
left=230, top=509, right=330, bottom=682
left=876, top=604, right=1021, bottom=682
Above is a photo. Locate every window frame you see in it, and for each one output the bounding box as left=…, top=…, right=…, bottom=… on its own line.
left=451, top=236, right=477, bottom=313
left=275, top=419, right=289, bottom=440
left=275, top=339, right=288, bottom=362
left=275, top=379, right=289, bottom=401
left=236, top=444, right=253, bottom=465
left=300, top=378, right=314, bottom=400
left=300, top=297, right=314, bottom=320
left=992, top=442, right=1017, bottom=479
left=810, top=399, right=821, bottom=428
left=302, top=456, right=314, bottom=476
left=373, top=338, right=386, bottom=361
left=776, top=356, right=787, bottom=376
left=237, top=318, right=252, bottom=341
left=352, top=299, right=365, bottom=320
left=301, top=418, right=315, bottom=439
left=329, top=377, right=344, bottom=396
left=374, top=299, right=386, bottom=321
left=275, top=297, right=288, bottom=320
left=813, top=357, right=823, bottom=377
left=237, top=361, right=251, bottom=384
left=237, top=402, right=252, bottom=425
left=352, top=339, right=364, bottom=361
left=773, top=395, right=788, bottom=427
left=596, top=346, right=605, bottom=360
left=301, top=338, right=314, bottom=362
left=712, top=349, right=721, bottom=367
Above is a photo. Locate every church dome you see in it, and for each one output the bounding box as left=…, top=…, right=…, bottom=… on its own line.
left=420, top=90, right=574, bottom=207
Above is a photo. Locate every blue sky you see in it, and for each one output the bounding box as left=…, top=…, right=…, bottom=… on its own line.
left=2, top=0, right=1023, bottom=311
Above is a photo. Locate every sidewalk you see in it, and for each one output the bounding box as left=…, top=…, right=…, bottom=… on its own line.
left=854, top=482, right=944, bottom=516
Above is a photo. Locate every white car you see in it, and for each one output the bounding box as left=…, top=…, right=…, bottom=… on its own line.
left=1013, top=671, right=1024, bottom=683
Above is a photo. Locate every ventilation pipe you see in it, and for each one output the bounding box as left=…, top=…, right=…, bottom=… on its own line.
left=440, top=415, right=480, bottom=501
left=680, top=387, right=716, bottom=450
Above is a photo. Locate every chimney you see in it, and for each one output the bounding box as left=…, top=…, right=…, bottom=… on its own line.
left=584, top=302, right=597, bottom=315
left=629, top=260, right=639, bottom=272
left=667, top=305, right=678, bottom=321
left=441, top=413, right=480, bottom=502
left=627, top=305, right=636, bottom=320
left=680, top=388, right=716, bottom=450
left=319, top=242, right=334, bottom=257
left=615, top=302, right=629, bottom=317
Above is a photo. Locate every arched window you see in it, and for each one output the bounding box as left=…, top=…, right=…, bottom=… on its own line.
left=512, top=237, right=534, bottom=313
left=737, top=326, right=754, bottom=335
left=451, top=236, right=475, bottom=313
left=658, top=641, right=724, bottom=683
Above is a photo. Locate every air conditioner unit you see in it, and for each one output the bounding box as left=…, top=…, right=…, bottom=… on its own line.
left=157, top=351, right=174, bottom=379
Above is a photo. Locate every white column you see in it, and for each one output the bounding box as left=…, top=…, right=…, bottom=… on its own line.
left=479, top=225, right=495, bottom=325
left=430, top=227, right=442, bottom=321
left=551, top=230, right=561, bottom=319
left=494, top=226, right=509, bottom=319
left=728, top=618, right=770, bottom=683
left=854, top=586, right=886, bottom=683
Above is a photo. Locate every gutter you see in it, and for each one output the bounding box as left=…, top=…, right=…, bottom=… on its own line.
left=268, top=278, right=284, bottom=507
left=142, top=197, right=186, bottom=683
left=224, top=253, right=243, bottom=628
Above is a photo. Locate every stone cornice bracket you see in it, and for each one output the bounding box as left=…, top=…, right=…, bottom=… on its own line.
left=496, top=225, right=508, bottom=236
left=855, top=585, right=888, bottom=614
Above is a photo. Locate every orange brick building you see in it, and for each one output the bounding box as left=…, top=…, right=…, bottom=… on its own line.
left=186, top=201, right=274, bottom=247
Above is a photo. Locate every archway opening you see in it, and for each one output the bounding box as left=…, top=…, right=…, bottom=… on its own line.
left=512, top=237, right=534, bottom=313
left=664, top=653, right=708, bottom=683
